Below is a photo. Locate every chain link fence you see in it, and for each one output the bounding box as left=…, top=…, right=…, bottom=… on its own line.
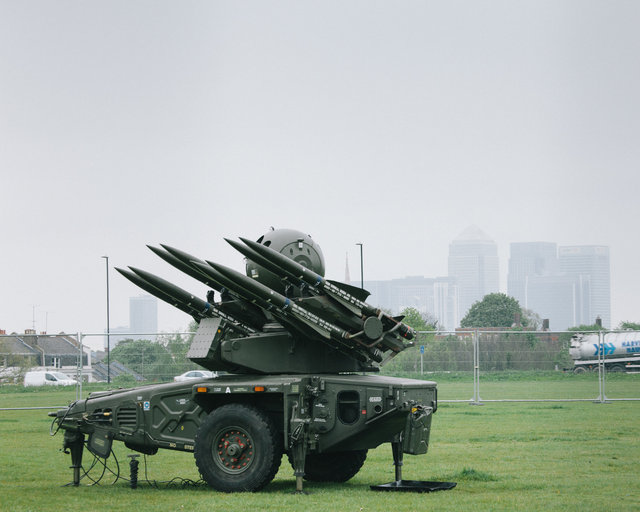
left=2, top=330, right=639, bottom=408
left=380, top=329, right=640, bottom=403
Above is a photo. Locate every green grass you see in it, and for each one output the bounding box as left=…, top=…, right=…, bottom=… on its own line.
left=1, top=381, right=639, bottom=511
left=411, top=371, right=640, bottom=401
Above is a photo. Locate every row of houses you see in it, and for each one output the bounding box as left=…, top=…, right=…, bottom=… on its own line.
left=0, top=329, right=141, bottom=383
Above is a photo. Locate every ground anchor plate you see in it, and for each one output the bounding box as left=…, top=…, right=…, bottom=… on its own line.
left=370, top=480, right=457, bottom=492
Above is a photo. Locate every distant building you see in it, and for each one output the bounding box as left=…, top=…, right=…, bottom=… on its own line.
left=130, top=295, right=158, bottom=340
left=104, top=295, right=158, bottom=349
left=448, top=226, right=499, bottom=320
left=361, top=276, right=458, bottom=331
left=0, top=330, right=90, bottom=379
left=507, top=243, right=611, bottom=330
left=524, top=274, right=577, bottom=331
left=507, top=242, right=559, bottom=306
left=559, top=246, right=610, bottom=328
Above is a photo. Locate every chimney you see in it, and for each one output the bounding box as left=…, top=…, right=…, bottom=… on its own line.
left=542, top=319, right=549, bottom=331
left=512, top=312, right=521, bottom=327
left=595, top=316, right=602, bottom=328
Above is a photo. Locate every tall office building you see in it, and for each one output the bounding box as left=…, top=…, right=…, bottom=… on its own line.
left=558, top=246, right=610, bottom=328
left=129, top=295, right=158, bottom=341
left=104, top=295, right=160, bottom=349
left=524, top=274, right=576, bottom=330
left=448, top=226, right=499, bottom=320
left=507, top=243, right=611, bottom=330
left=507, top=242, right=559, bottom=306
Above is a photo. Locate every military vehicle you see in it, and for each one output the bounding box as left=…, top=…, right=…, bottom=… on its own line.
left=50, top=228, right=452, bottom=493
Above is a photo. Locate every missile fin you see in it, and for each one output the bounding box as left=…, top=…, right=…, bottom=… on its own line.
left=326, top=279, right=371, bottom=301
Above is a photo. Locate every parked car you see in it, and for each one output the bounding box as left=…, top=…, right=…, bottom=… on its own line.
left=24, top=371, right=77, bottom=387
left=173, top=370, right=217, bottom=382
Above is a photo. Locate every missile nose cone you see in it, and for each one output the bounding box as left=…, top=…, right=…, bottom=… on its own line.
left=114, top=267, right=131, bottom=277
left=225, top=238, right=247, bottom=254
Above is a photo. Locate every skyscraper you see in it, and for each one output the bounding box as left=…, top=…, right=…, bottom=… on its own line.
left=448, top=226, right=499, bottom=320
left=507, top=242, right=559, bottom=306
left=507, top=243, right=611, bottom=330
left=129, top=295, right=158, bottom=340
left=558, top=246, right=610, bottom=328
left=524, top=273, right=576, bottom=330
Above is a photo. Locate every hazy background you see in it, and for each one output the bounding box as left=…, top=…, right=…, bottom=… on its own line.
left=1, top=1, right=638, bottom=346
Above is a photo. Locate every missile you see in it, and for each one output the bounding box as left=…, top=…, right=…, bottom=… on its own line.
left=190, top=260, right=367, bottom=359
left=205, top=261, right=345, bottom=337
left=116, top=267, right=208, bottom=321
left=226, top=237, right=404, bottom=353
left=128, top=267, right=213, bottom=316
left=123, top=266, right=254, bottom=335
left=188, top=259, right=321, bottom=337
left=201, top=261, right=379, bottom=361
left=236, top=237, right=416, bottom=341
left=149, top=244, right=268, bottom=329
left=147, top=245, right=223, bottom=293
left=225, top=238, right=300, bottom=289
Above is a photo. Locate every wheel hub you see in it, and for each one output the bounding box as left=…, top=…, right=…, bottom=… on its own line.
left=214, top=429, right=254, bottom=473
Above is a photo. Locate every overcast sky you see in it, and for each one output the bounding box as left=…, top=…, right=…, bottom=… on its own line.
left=1, top=1, right=638, bottom=347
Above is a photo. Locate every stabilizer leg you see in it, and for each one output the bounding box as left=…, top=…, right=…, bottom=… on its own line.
left=289, top=419, right=310, bottom=494
left=370, top=436, right=457, bottom=493
left=63, top=431, right=85, bottom=486
left=391, top=437, right=404, bottom=482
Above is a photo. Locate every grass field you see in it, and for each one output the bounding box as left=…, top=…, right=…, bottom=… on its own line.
left=1, top=376, right=639, bottom=511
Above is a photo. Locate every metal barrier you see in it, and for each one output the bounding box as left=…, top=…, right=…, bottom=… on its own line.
left=2, top=329, right=639, bottom=410
left=383, top=329, right=640, bottom=404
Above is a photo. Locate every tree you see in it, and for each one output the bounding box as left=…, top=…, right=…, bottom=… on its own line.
left=618, top=321, right=640, bottom=331
left=0, top=338, right=35, bottom=383
left=399, top=307, right=436, bottom=332
left=110, top=338, right=176, bottom=381
left=460, top=293, right=525, bottom=328
left=522, top=308, right=542, bottom=330
left=156, top=320, right=199, bottom=376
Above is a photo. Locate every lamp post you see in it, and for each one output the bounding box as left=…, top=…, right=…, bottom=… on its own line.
left=101, top=256, right=110, bottom=384
left=356, top=243, right=363, bottom=289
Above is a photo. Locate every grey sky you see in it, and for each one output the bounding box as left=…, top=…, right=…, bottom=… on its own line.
left=1, top=1, right=639, bottom=344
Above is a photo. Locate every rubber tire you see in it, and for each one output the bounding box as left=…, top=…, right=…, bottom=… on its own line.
left=194, top=404, right=282, bottom=492
left=289, top=449, right=368, bottom=482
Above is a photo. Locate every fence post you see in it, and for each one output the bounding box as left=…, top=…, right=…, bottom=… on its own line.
left=595, top=330, right=609, bottom=404
left=471, top=330, right=483, bottom=405
left=76, top=332, right=83, bottom=401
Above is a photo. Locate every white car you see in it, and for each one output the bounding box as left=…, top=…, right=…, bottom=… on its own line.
left=24, top=371, right=77, bottom=387
left=174, top=370, right=217, bottom=382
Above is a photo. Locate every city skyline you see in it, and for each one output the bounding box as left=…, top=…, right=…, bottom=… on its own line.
left=0, top=227, right=619, bottom=337
left=1, top=3, right=638, bottom=336
left=362, top=226, right=611, bottom=332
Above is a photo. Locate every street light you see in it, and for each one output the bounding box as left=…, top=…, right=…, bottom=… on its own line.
left=356, top=243, right=363, bottom=289
left=101, top=256, right=110, bottom=384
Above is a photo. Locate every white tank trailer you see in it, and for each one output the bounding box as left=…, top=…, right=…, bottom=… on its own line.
left=570, top=332, right=640, bottom=373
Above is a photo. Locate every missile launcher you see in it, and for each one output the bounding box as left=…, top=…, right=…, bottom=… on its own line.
left=49, top=228, right=454, bottom=494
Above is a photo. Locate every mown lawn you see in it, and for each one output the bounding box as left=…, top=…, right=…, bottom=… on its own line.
left=1, top=377, right=639, bottom=511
